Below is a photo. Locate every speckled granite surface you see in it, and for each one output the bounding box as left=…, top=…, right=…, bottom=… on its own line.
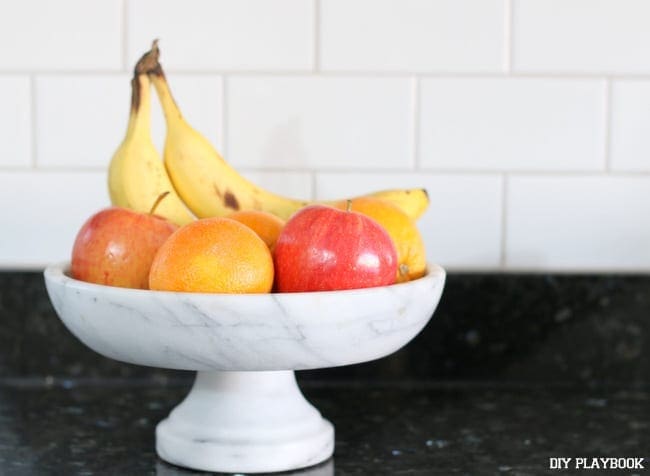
left=0, top=271, right=648, bottom=475
left=0, top=381, right=648, bottom=475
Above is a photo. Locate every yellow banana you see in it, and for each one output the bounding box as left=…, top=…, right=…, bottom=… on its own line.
left=329, top=188, right=429, bottom=222
left=143, top=42, right=429, bottom=221
left=108, top=61, right=195, bottom=226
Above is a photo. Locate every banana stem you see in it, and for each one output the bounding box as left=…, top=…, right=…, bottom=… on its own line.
left=129, top=76, right=140, bottom=113
left=125, top=74, right=153, bottom=139
left=130, top=39, right=161, bottom=115
left=134, top=40, right=184, bottom=127
left=134, top=39, right=163, bottom=76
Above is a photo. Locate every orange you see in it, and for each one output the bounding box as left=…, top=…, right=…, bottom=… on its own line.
left=227, top=210, right=285, bottom=250
left=339, top=197, right=427, bottom=283
left=148, top=217, right=274, bottom=293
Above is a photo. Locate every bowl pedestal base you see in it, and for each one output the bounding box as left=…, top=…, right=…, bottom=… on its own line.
left=156, top=370, right=334, bottom=473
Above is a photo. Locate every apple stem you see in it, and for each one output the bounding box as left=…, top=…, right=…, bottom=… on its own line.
left=399, top=263, right=410, bottom=281
left=149, top=191, right=170, bottom=216
left=346, top=199, right=352, bottom=212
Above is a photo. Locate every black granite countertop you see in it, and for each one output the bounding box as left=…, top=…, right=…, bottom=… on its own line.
left=0, top=380, right=648, bottom=475
left=0, top=271, right=649, bottom=475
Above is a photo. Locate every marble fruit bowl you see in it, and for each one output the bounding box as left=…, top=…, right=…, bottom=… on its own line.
left=44, top=262, right=446, bottom=474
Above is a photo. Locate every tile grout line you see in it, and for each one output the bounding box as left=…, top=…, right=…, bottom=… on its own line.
left=504, top=0, right=514, bottom=73
left=311, top=170, right=318, bottom=201
left=10, top=166, right=650, bottom=177
left=411, top=76, right=421, bottom=170
left=415, top=168, right=643, bottom=176
left=29, top=74, right=37, bottom=169
left=500, top=174, right=509, bottom=269
left=313, top=0, right=321, bottom=72
left=3, top=70, right=650, bottom=80
left=221, top=75, right=229, bottom=161
left=215, top=167, right=650, bottom=177
left=0, top=166, right=105, bottom=173
left=121, top=0, right=128, bottom=72
left=604, top=78, right=613, bottom=171
left=7, top=165, right=650, bottom=180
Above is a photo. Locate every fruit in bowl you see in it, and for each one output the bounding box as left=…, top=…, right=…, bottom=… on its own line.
left=273, top=204, right=398, bottom=292
left=337, top=197, right=426, bottom=283
left=70, top=195, right=178, bottom=289
left=149, top=217, right=274, bottom=293
left=227, top=210, right=285, bottom=251
left=70, top=41, right=434, bottom=296
left=48, top=41, right=444, bottom=476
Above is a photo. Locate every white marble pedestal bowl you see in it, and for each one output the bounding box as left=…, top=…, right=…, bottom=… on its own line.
left=44, top=262, right=446, bottom=474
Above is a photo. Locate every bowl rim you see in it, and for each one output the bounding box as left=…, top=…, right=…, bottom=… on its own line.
left=44, top=261, right=446, bottom=300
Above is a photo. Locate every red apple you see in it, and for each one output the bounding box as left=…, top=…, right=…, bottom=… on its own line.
left=71, top=206, right=178, bottom=289
left=273, top=205, right=398, bottom=292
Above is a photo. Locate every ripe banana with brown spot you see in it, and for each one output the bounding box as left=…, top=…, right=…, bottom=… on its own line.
left=108, top=55, right=195, bottom=226
left=143, top=42, right=429, bottom=221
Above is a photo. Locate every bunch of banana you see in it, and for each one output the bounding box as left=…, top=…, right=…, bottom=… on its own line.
left=110, top=41, right=429, bottom=224
left=108, top=50, right=194, bottom=226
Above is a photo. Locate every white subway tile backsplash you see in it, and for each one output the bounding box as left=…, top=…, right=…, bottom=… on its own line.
left=227, top=76, right=413, bottom=170
left=150, top=75, right=224, bottom=152
left=0, top=76, right=32, bottom=168
left=35, top=75, right=130, bottom=169
left=419, top=78, right=606, bottom=171
left=315, top=173, right=503, bottom=269
left=127, top=0, right=313, bottom=71
left=0, top=0, right=121, bottom=71
left=610, top=80, right=650, bottom=171
left=320, top=0, right=505, bottom=72
left=506, top=175, right=650, bottom=271
left=0, top=171, right=108, bottom=269
left=3, top=0, right=650, bottom=271
left=35, top=74, right=223, bottom=169
left=513, top=0, right=650, bottom=73
left=241, top=170, right=313, bottom=201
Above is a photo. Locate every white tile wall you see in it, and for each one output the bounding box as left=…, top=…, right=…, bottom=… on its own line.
left=0, top=76, right=31, bottom=168
left=127, top=0, right=314, bottom=71
left=35, top=74, right=130, bottom=169
left=226, top=76, right=413, bottom=170
left=320, top=0, right=506, bottom=72
left=2, top=0, right=650, bottom=272
left=0, top=0, right=122, bottom=71
left=0, top=171, right=108, bottom=268
left=610, top=80, right=650, bottom=171
left=419, top=78, right=606, bottom=171
left=513, top=0, right=650, bottom=73
left=150, top=75, right=224, bottom=152
left=241, top=171, right=313, bottom=201
left=507, top=176, right=650, bottom=271
left=34, top=74, right=223, bottom=169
